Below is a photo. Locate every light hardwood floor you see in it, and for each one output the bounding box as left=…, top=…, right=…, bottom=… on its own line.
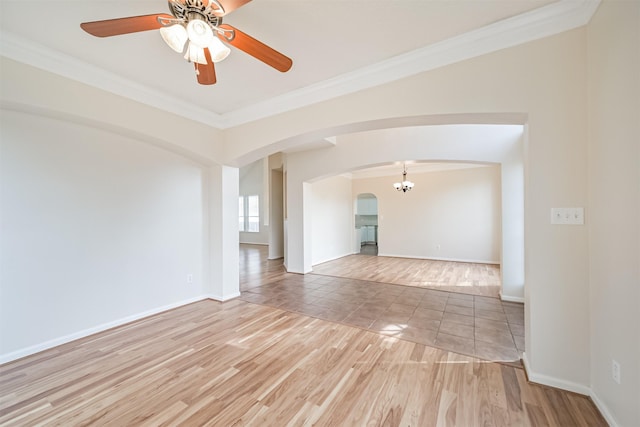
left=0, top=246, right=605, bottom=426
left=0, top=300, right=605, bottom=426
left=313, top=253, right=501, bottom=298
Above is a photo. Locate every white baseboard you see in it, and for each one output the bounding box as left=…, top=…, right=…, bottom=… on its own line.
left=205, top=292, right=241, bottom=302
left=284, top=267, right=312, bottom=274
left=499, top=292, right=525, bottom=303
left=312, top=252, right=354, bottom=267
left=522, top=353, right=619, bottom=426
left=377, top=253, right=500, bottom=265
left=590, top=389, right=620, bottom=427
left=521, top=352, right=591, bottom=395
left=0, top=295, right=208, bottom=365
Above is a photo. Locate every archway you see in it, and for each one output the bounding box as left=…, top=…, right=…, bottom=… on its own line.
left=355, top=193, right=378, bottom=255
left=284, top=123, right=524, bottom=302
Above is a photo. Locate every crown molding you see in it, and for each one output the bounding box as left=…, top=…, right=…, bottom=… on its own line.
left=221, top=0, right=600, bottom=127
left=0, top=31, right=226, bottom=128
left=0, top=0, right=599, bottom=130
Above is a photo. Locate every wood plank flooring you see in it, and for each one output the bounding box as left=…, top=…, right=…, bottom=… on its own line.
left=312, top=254, right=501, bottom=297
left=0, top=299, right=606, bottom=426
left=0, top=245, right=605, bottom=426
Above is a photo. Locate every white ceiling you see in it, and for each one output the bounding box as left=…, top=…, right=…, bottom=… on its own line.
left=1, top=0, right=598, bottom=128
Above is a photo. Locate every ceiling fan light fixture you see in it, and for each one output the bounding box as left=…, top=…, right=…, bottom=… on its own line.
left=160, top=24, right=188, bottom=53
left=184, top=42, right=207, bottom=65
left=80, top=0, right=293, bottom=86
left=208, top=36, right=231, bottom=63
left=186, top=19, right=214, bottom=49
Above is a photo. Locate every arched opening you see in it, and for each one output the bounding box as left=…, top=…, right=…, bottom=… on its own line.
left=239, top=121, right=526, bottom=364
left=355, top=193, right=378, bottom=255
left=284, top=123, right=524, bottom=302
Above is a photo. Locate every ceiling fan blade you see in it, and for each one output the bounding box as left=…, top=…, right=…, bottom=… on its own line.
left=217, top=0, right=252, bottom=16
left=195, top=49, right=217, bottom=85
left=81, top=14, right=173, bottom=37
left=218, top=24, right=292, bottom=72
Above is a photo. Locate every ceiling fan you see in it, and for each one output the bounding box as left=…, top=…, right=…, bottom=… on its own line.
left=80, top=0, right=293, bottom=85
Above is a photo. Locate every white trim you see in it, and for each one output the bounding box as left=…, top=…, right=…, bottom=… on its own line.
left=378, top=253, right=499, bottom=265
left=205, top=292, right=241, bottom=302
left=238, top=241, right=269, bottom=246
left=522, top=352, right=591, bottom=396
left=0, top=295, right=208, bottom=364
left=285, top=267, right=312, bottom=275
left=0, top=32, right=223, bottom=128
left=0, top=0, right=600, bottom=129
left=499, top=292, right=525, bottom=303
left=523, top=353, right=620, bottom=425
left=1, top=101, right=216, bottom=165
left=223, top=0, right=600, bottom=128
left=590, top=390, right=620, bottom=427
left=312, top=252, right=355, bottom=268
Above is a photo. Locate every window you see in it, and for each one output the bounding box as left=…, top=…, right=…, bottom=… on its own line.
left=239, top=195, right=259, bottom=232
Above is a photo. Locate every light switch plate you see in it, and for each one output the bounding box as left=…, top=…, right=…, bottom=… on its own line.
left=551, top=208, right=584, bottom=225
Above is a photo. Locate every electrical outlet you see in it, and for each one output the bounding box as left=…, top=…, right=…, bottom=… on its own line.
left=612, top=359, right=621, bottom=384
left=187, top=274, right=193, bottom=284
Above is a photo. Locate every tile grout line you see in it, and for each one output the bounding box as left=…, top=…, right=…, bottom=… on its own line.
left=240, top=275, right=524, bottom=363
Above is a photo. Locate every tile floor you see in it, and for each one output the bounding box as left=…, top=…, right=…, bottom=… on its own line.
left=240, top=273, right=525, bottom=363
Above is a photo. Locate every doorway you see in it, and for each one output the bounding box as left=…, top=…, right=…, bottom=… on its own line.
left=268, top=168, right=284, bottom=260
left=355, top=193, right=378, bottom=255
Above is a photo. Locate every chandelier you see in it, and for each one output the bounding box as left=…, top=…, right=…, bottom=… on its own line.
left=393, top=165, right=415, bottom=192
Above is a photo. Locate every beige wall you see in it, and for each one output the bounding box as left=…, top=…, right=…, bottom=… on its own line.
left=310, top=175, right=355, bottom=265
left=587, top=1, right=640, bottom=425
left=0, top=109, right=206, bottom=358
left=0, top=58, right=224, bottom=164
left=352, top=166, right=502, bottom=264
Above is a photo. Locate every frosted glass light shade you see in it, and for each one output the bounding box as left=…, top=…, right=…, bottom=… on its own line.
left=160, top=24, right=187, bottom=53
left=208, top=36, right=230, bottom=63
left=393, top=180, right=414, bottom=192
left=393, top=167, right=414, bottom=192
left=187, top=19, right=214, bottom=48
left=184, top=43, right=207, bottom=65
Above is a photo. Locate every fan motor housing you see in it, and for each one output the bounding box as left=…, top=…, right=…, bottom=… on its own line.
left=168, top=0, right=223, bottom=27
